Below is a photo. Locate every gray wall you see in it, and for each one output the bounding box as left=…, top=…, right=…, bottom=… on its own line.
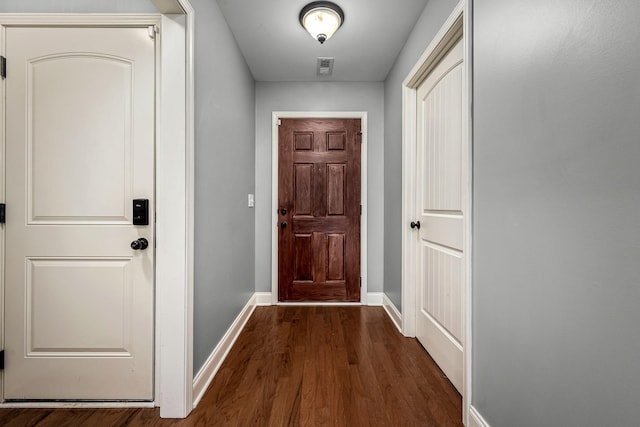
left=255, top=82, right=384, bottom=295
left=0, top=0, right=257, bottom=377
left=190, top=0, right=255, bottom=374
left=473, top=0, right=640, bottom=425
left=383, top=0, right=460, bottom=310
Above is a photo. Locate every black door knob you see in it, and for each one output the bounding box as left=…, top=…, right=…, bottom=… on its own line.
left=410, top=221, right=421, bottom=230
left=280, top=208, right=287, bottom=215
left=131, top=238, right=149, bottom=250
left=280, top=221, right=287, bottom=229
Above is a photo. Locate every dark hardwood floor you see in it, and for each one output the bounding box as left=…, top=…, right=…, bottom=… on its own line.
left=0, top=306, right=462, bottom=426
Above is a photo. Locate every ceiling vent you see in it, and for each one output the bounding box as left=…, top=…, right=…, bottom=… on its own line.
left=317, top=57, right=334, bottom=76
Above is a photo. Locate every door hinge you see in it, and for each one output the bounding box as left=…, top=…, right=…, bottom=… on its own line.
left=0, top=203, right=5, bottom=223
left=360, top=277, right=362, bottom=287
left=277, top=119, right=282, bottom=126
left=148, top=25, right=158, bottom=40
left=1, top=56, right=6, bottom=79
left=0, top=350, right=4, bottom=370
left=360, top=204, right=362, bottom=215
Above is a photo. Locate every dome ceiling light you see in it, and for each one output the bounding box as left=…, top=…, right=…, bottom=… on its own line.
left=299, top=1, right=345, bottom=44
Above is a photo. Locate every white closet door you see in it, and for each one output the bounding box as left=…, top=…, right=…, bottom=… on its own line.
left=4, top=26, right=155, bottom=400
left=415, top=37, right=465, bottom=393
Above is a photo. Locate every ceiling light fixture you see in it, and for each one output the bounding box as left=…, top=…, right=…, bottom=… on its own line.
left=299, top=1, right=345, bottom=45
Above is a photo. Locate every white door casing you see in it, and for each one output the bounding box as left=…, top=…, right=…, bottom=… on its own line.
left=415, top=37, right=464, bottom=393
left=4, top=26, right=155, bottom=400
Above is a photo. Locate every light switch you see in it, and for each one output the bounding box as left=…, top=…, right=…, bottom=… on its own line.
left=248, top=194, right=255, bottom=208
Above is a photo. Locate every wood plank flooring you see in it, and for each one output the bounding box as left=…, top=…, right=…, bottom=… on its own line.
left=0, top=306, right=462, bottom=426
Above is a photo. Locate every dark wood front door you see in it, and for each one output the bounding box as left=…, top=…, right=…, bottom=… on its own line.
left=278, top=118, right=361, bottom=302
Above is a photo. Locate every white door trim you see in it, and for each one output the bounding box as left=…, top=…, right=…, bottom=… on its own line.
left=401, top=1, right=472, bottom=424
left=271, top=112, right=368, bottom=305
left=154, top=0, right=196, bottom=418
left=0, top=4, right=195, bottom=419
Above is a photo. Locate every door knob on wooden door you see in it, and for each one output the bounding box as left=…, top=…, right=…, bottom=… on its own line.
left=280, top=221, right=288, bottom=229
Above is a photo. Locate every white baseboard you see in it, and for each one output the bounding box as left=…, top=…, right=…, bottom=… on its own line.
left=382, top=293, right=402, bottom=333
left=367, top=292, right=383, bottom=306
left=468, top=406, right=490, bottom=427
left=192, top=294, right=257, bottom=407
left=252, top=291, right=383, bottom=306
left=255, top=292, right=272, bottom=306
left=0, top=402, right=155, bottom=409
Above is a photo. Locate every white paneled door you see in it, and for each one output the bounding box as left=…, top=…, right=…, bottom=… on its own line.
left=4, top=27, right=155, bottom=400
left=415, top=37, right=465, bottom=393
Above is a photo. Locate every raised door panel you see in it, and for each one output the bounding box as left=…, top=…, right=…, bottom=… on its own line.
left=327, top=163, right=346, bottom=216
left=294, top=164, right=313, bottom=216
left=327, top=234, right=346, bottom=281
left=311, top=233, right=327, bottom=284
left=27, top=258, right=133, bottom=355
left=422, top=64, right=463, bottom=213
left=294, top=234, right=313, bottom=281
left=327, top=132, right=346, bottom=151
left=29, top=55, right=133, bottom=224
left=421, top=245, right=463, bottom=342
left=294, top=132, right=313, bottom=151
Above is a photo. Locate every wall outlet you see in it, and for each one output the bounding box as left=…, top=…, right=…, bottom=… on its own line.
left=248, top=194, right=255, bottom=208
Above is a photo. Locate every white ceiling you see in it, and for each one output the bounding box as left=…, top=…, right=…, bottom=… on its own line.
left=216, top=0, right=429, bottom=82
